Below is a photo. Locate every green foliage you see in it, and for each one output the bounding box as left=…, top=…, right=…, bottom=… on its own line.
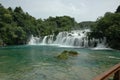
left=1, top=3, right=120, bottom=50
left=78, top=21, right=95, bottom=29
left=42, top=16, right=76, bottom=36
left=115, top=5, right=120, bottom=13
left=0, top=4, right=77, bottom=45
left=14, top=7, right=23, bottom=13
left=0, top=38, right=3, bottom=46
left=90, top=11, right=120, bottom=49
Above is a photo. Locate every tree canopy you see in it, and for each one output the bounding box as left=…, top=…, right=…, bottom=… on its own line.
left=0, top=3, right=120, bottom=49
left=89, top=5, right=120, bottom=49
left=0, top=4, right=77, bottom=45
left=115, top=5, right=120, bottom=13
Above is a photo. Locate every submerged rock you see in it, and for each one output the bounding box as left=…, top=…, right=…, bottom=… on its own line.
left=56, top=50, right=78, bottom=60
left=57, top=50, right=69, bottom=59
left=68, top=51, right=78, bottom=56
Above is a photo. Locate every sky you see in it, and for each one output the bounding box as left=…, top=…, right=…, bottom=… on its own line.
left=0, top=0, right=120, bottom=22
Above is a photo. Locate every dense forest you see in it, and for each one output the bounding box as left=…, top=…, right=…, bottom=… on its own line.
left=0, top=3, right=120, bottom=49
left=0, top=3, right=78, bottom=45
left=89, top=5, right=120, bottom=49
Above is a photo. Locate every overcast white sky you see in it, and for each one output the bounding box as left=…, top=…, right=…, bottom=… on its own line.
left=0, top=0, right=120, bottom=22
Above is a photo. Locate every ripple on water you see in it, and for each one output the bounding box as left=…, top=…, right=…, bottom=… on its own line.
left=0, top=45, right=120, bottom=80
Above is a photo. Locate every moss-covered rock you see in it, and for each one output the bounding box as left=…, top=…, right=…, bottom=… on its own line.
left=57, top=50, right=69, bottom=59
left=68, top=50, right=78, bottom=56
left=56, top=50, right=78, bottom=60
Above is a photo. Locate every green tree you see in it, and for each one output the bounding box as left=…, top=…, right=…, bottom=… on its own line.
left=90, top=12, right=120, bottom=49
left=115, top=5, right=120, bottom=13
left=0, top=3, right=78, bottom=46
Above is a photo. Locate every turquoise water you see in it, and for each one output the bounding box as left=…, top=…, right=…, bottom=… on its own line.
left=0, top=45, right=120, bottom=80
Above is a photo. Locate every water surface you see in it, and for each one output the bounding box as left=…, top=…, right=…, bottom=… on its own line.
left=0, top=45, right=120, bottom=80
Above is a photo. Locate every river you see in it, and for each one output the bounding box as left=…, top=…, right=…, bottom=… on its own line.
left=0, top=45, right=120, bottom=80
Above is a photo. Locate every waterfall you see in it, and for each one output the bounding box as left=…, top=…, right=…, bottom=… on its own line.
left=53, top=29, right=90, bottom=47
left=92, top=37, right=110, bottom=50
left=28, top=35, right=41, bottom=45
left=41, top=35, right=54, bottom=45
left=28, top=29, right=108, bottom=48
left=41, top=36, right=48, bottom=44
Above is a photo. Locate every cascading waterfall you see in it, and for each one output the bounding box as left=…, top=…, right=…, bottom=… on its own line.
left=28, top=35, right=41, bottom=45
left=28, top=29, right=108, bottom=48
left=92, top=37, right=109, bottom=50
left=41, top=36, right=48, bottom=45
left=40, top=35, right=54, bottom=45
left=53, top=29, right=90, bottom=47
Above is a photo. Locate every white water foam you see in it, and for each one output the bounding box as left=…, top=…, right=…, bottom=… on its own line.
left=108, top=56, right=120, bottom=59
left=28, top=29, right=108, bottom=49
